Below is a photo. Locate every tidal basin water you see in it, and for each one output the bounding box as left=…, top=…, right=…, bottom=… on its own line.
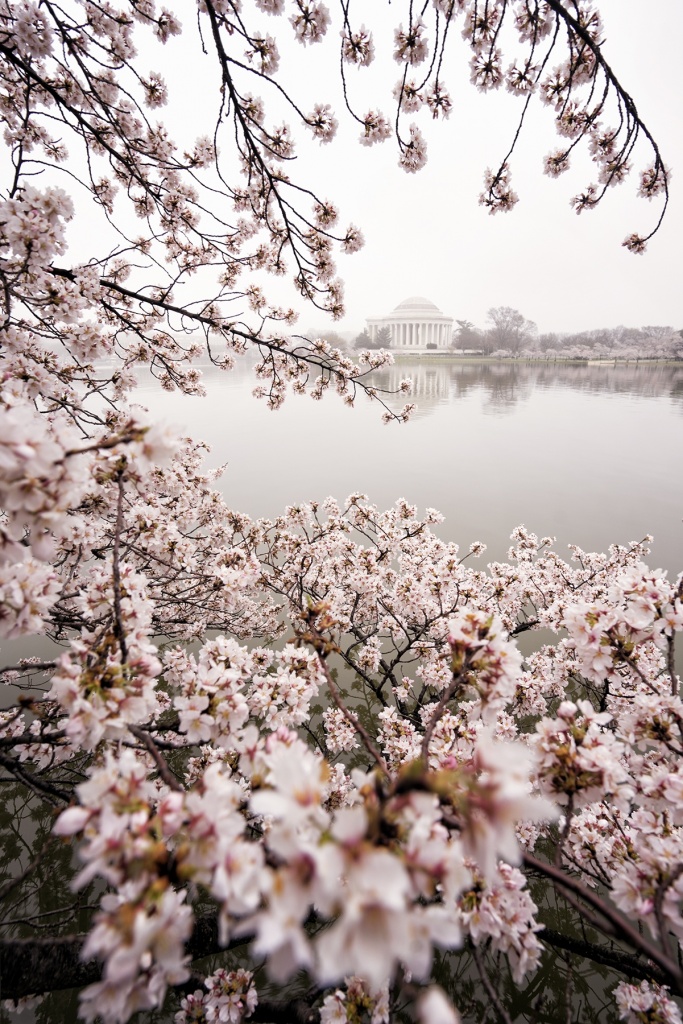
left=137, top=358, right=683, bottom=577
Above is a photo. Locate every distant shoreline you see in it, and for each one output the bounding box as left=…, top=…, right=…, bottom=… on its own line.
left=388, top=353, right=681, bottom=367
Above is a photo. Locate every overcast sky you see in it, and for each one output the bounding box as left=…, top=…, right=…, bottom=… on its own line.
left=293, top=0, right=683, bottom=338
left=63, top=0, right=682, bottom=340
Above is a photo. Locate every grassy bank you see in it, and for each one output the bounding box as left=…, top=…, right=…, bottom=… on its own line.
left=389, top=353, right=680, bottom=367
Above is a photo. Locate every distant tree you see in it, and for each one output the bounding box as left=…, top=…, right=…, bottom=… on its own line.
left=377, top=325, right=393, bottom=348
left=648, top=330, right=683, bottom=360
left=487, top=307, right=537, bottom=354
left=354, top=327, right=392, bottom=350
left=642, top=325, right=675, bottom=339
left=594, top=328, right=617, bottom=349
left=453, top=320, right=483, bottom=350
left=618, top=326, right=647, bottom=345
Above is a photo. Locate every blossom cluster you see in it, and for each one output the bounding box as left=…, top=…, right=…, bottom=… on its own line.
left=20, top=494, right=681, bottom=1021
left=51, top=713, right=556, bottom=1020
left=4, top=407, right=682, bottom=1022
left=176, top=969, right=257, bottom=1024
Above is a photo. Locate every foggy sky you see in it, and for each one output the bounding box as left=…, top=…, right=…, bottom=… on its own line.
left=60, top=0, right=683, bottom=339
left=297, top=0, right=683, bottom=338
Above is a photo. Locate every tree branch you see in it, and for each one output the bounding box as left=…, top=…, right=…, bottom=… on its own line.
left=0, top=913, right=247, bottom=1001
left=523, top=852, right=683, bottom=993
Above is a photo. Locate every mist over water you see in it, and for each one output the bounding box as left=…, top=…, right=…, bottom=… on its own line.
left=137, top=358, right=683, bottom=576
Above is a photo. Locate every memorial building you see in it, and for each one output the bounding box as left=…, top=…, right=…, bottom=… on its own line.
left=366, top=296, right=454, bottom=350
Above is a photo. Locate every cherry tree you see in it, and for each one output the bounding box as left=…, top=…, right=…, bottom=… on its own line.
left=0, top=3, right=681, bottom=1024
left=486, top=306, right=537, bottom=354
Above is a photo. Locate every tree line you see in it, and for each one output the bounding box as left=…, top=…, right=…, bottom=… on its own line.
left=351, top=309, right=682, bottom=358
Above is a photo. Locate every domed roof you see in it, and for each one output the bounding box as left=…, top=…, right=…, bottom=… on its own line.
left=393, top=296, right=442, bottom=314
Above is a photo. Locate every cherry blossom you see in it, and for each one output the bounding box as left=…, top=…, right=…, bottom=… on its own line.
left=341, top=25, right=375, bottom=67
left=307, top=103, right=339, bottom=143
left=615, top=980, right=683, bottom=1024
left=479, top=163, right=519, bottom=213
left=418, top=987, right=461, bottom=1024
left=359, top=111, right=392, bottom=147
left=290, top=1, right=331, bottom=45
left=544, top=149, right=571, bottom=177
left=399, top=124, right=428, bottom=173
left=394, top=18, right=429, bottom=66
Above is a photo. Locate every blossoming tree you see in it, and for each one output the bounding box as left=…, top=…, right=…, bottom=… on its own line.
left=0, top=2, right=680, bottom=1023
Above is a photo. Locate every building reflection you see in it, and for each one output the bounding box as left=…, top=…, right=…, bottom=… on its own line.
left=373, top=360, right=683, bottom=419
left=371, top=363, right=451, bottom=418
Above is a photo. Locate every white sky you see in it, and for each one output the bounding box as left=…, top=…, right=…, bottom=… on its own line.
left=60, top=0, right=683, bottom=339
left=294, top=0, right=683, bottom=337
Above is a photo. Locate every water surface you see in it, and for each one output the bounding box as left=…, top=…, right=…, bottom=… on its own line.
left=136, top=358, right=683, bottom=576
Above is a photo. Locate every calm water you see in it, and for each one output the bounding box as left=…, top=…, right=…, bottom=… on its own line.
left=136, top=358, right=683, bottom=577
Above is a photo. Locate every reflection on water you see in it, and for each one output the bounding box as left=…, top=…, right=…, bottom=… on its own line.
left=136, top=358, right=683, bottom=576
left=370, top=360, right=683, bottom=418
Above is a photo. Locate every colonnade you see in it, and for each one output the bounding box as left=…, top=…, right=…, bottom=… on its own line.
left=382, top=321, right=451, bottom=348
left=366, top=297, right=454, bottom=350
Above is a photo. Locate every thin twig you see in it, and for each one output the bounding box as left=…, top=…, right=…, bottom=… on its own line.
left=470, top=940, right=513, bottom=1024
left=653, top=862, right=683, bottom=963
left=0, top=837, right=56, bottom=902
left=129, top=726, right=183, bottom=792
left=112, top=472, right=128, bottom=664
left=421, top=669, right=465, bottom=761
left=312, top=650, right=389, bottom=777
left=523, top=852, right=683, bottom=992
left=0, top=751, right=70, bottom=803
